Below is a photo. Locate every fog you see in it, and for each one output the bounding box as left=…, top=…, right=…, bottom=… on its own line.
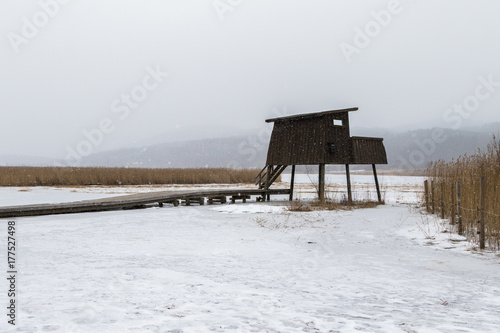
left=1, top=0, right=499, bottom=160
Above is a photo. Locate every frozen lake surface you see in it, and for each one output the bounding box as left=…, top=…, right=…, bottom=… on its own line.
left=0, top=173, right=424, bottom=207
left=1, top=176, right=499, bottom=332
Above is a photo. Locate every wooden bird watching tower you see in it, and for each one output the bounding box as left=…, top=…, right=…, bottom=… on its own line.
left=256, top=107, right=388, bottom=203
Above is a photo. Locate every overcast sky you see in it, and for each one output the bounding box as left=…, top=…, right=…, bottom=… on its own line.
left=1, top=0, right=499, bottom=159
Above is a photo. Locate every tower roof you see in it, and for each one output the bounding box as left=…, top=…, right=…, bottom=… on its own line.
left=265, top=107, right=358, bottom=123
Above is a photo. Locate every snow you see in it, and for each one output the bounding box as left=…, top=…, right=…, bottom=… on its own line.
left=211, top=204, right=286, bottom=214
left=1, top=176, right=499, bottom=332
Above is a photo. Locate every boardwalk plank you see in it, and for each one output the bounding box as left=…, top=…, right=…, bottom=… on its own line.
left=0, top=188, right=290, bottom=218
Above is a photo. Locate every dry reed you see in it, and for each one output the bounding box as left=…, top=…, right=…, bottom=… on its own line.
left=0, top=167, right=262, bottom=186
left=288, top=196, right=382, bottom=212
left=424, top=136, right=500, bottom=250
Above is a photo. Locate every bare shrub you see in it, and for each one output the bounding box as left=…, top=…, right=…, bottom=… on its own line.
left=287, top=198, right=382, bottom=212
left=288, top=201, right=313, bottom=212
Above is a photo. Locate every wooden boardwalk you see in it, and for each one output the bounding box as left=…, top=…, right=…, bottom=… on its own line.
left=0, top=188, right=291, bottom=218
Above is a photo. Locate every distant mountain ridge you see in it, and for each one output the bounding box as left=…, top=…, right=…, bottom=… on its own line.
left=384, top=125, right=499, bottom=170
left=1, top=123, right=499, bottom=170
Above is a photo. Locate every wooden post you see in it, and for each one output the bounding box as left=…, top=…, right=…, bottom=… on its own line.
left=480, top=176, right=486, bottom=250
left=457, top=181, right=463, bottom=235
left=289, top=165, right=296, bottom=201
left=450, top=182, right=456, bottom=225
left=318, top=164, right=325, bottom=204
left=265, top=165, right=272, bottom=202
left=431, top=180, right=435, bottom=215
left=440, top=182, right=445, bottom=220
left=424, top=180, right=429, bottom=212
left=345, top=164, right=352, bottom=204
left=372, top=164, right=382, bottom=203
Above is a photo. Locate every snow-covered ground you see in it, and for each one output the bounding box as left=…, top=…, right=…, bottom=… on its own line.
left=281, top=173, right=425, bottom=205
left=1, top=175, right=499, bottom=332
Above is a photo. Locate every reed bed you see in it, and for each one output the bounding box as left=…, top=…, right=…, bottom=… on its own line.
left=0, top=167, right=261, bottom=186
left=424, top=137, right=500, bottom=250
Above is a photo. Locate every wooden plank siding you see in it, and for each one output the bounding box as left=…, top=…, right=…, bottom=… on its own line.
left=325, top=112, right=352, bottom=164
left=266, top=112, right=353, bottom=165
left=265, top=108, right=388, bottom=166
left=351, top=137, right=388, bottom=164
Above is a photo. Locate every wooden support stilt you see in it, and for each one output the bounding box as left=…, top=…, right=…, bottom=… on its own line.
left=424, top=180, right=429, bottom=212
left=265, top=165, right=272, bottom=202
left=457, top=181, right=463, bottom=235
left=431, top=180, right=435, bottom=214
left=318, top=164, right=325, bottom=203
left=440, top=182, right=445, bottom=220
left=289, top=165, right=296, bottom=201
left=372, top=164, right=381, bottom=203
left=345, top=164, right=352, bottom=204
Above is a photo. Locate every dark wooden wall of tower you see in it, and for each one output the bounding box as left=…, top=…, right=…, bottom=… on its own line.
left=266, top=111, right=352, bottom=165
left=351, top=137, right=388, bottom=164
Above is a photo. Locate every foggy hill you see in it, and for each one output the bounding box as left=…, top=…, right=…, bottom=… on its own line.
left=383, top=124, right=500, bottom=170
left=75, top=123, right=500, bottom=170
left=1, top=123, right=499, bottom=170
left=75, top=136, right=265, bottom=169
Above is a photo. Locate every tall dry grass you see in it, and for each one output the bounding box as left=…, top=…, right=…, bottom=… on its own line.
left=425, top=136, right=500, bottom=250
left=0, top=167, right=261, bottom=186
